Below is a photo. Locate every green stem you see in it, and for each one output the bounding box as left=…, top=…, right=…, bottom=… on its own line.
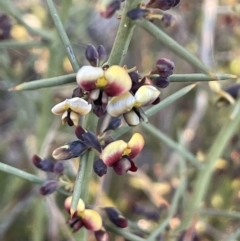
left=105, top=224, right=146, bottom=241
left=135, top=19, right=211, bottom=75
left=107, top=0, right=142, bottom=65
left=45, top=0, right=80, bottom=72
left=200, top=209, right=240, bottom=219
left=142, top=123, right=201, bottom=168
left=178, top=98, right=240, bottom=230
left=0, top=162, right=70, bottom=195
left=9, top=73, right=237, bottom=91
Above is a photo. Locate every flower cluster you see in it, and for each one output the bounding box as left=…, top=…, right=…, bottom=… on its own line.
left=33, top=43, right=175, bottom=238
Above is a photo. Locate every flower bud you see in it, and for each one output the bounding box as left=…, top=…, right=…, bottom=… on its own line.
left=104, top=207, right=128, bottom=228
left=127, top=8, right=149, bottom=20
left=95, top=228, right=110, bottom=241
left=103, top=117, right=122, bottom=132
left=82, top=131, right=102, bottom=152
left=153, top=58, right=175, bottom=77
left=32, top=155, right=54, bottom=172
left=85, top=44, right=99, bottom=67
left=97, top=45, right=107, bottom=62
left=52, top=141, right=88, bottom=160
left=161, top=13, right=175, bottom=28
left=72, top=87, right=84, bottom=98
left=40, top=180, right=59, bottom=195
left=67, top=217, right=84, bottom=233
left=147, top=0, right=180, bottom=10
left=94, top=158, right=108, bottom=177
left=53, top=161, right=64, bottom=175
left=153, top=76, right=170, bottom=88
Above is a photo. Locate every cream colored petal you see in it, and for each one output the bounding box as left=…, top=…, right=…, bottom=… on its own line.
left=101, top=140, right=127, bottom=166
left=89, top=89, right=100, bottom=100
left=127, top=133, right=144, bottom=159
left=61, top=110, right=68, bottom=125
left=123, top=111, right=140, bottom=126
left=51, top=100, right=67, bottom=115
left=66, top=97, right=92, bottom=115
left=104, top=65, right=132, bottom=96
left=70, top=111, right=80, bottom=126
left=82, top=209, right=102, bottom=231
left=107, top=92, right=135, bottom=117
left=134, top=85, right=160, bottom=107
left=76, top=66, right=104, bottom=91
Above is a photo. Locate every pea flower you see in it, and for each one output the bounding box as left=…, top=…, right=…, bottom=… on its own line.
left=100, top=133, right=144, bottom=175
left=65, top=196, right=103, bottom=232
left=51, top=97, right=92, bottom=126
left=107, top=85, right=160, bottom=126
left=76, top=65, right=132, bottom=117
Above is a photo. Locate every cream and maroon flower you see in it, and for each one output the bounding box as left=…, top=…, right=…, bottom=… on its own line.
left=65, top=196, right=102, bottom=232
left=76, top=65, right=132, bottom=116
left=107, top=85, right=160, bottom=126
left=100, top=133, right=144, bottom=175
left=51, top=97, right=91, bottom=126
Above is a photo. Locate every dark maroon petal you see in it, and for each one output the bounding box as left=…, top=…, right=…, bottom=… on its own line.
left=104, top=207, right=128, bottom=228
left=75, top=126, right=87, bottom=141
left=40, top=180, right=59, bottom=195
left=113, top=158, right=131, bottom=175
left=94, top=158, right=108, bottom=177
left=95, top=228, right=110, bottom=241
left=67, top=217, right=84, bottom=233
left=155, top=58, right=175, bottom=77
left=85, top=44, right=99, bottom=67
left=128, top=158, right=138, bottom=172
left=152, top=97, right=161, bottom=105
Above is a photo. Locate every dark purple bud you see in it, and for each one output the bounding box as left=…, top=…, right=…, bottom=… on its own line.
left=104, top=207, right=128, bottom=228
left=95, top=228, right=110, bottom=241
left=153, top=76, right=170, bottom=88
left=151, top=97, right=161, bottom=105
left=127, top=8, right=149, bottom=20
left=0, top=14, right=11, bottom=41
left=67, top=217, right=84, bottom=233
left=85, top=44, right=99, bottom=67
left=161, top=13, right=174, bottom=28
left=147, top=0, right=180, bottom=10
left=94, top=158, right=107, bottom=177
left=154, top=58, right=175, bottom=77
left=52, top=141, right=88, bottom=160
left=103, top=117, right=122, bottom=132
left=40, top=180, right=59, bottom=195
left=113, top=158, right=131, bottom=175
left=72, top=87, right=84, bottom=98
left=99, top=0, right=121, bottom=19
left=32, top=155, right=42, bottom=168
left=82, top=131, right=102, bottom=152
left=97, top=45, right=107, bottom=62
left=129, top=71, right=140, bottom=84
left=53, top=161, right=64, bottom=175
left=39, top=159, right=55, bottom=172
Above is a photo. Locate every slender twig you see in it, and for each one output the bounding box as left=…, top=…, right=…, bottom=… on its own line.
left=105, top=224, right=146, bottom=241
left=0, top=41, right=47, bottom=49
left=107, top=0, right=142, bottom=65
left=142, top=123, right=201, bottom=168
left=200, top=209, right=240, bottom=219
left=178, top=98, right=240, bottom=230
left=45, top=0, right=80, bottom=72
left=135, top=19, right=211, bottom=75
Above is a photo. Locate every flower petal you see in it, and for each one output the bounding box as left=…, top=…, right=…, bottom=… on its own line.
left=107, top=92, right=135, bottom=117
left=82, top=209, right=102, bottom=231
left=113, top=158, right=131, bottom=175
left=76, top=66, right=104, bottom=91
left=70, top=111, right=80, bottom=126
left=51, top=100, right=67, bottom=115
left=127, top=133, right=144, bottom=159
left=134, top=85, right=160, bottom=107
left=101, top=140, right=127, bottom=166
left=123, top=111, right=140, bottom=126
left=104, top=66, right=132, bottom=96
left=65, top=97, right=92, bottom=115
left=90, top=89, right=100, bottom=100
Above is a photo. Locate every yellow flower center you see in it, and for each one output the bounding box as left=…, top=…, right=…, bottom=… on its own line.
left=96, top=77, right=108, bottom=88
left=122, top=147, right=131, bottom=156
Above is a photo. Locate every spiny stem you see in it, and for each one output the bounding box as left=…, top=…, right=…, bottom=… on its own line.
left=45, top=0, right=80, bottom=72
